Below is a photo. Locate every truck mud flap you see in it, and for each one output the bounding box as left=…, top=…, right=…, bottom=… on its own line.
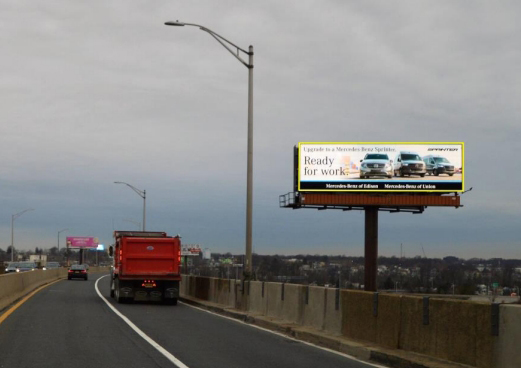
left=135, top=290, right=163, bottom=302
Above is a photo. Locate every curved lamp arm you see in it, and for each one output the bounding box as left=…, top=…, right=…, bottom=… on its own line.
left=165, top=21, right=253, bottom=69
left=114, top=181, right=145, bottom=199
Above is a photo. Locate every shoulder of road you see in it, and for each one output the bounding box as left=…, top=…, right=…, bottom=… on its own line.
left=181, top=294, right=473, bottom=368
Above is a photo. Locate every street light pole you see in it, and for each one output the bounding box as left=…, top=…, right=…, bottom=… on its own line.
left=10, top=209, right=35, bottom=262
left=114, top=182, right=146, bottom=231
left=165, top=20, right=254, bottom=279
left=58, top=228, right=68, bottom=254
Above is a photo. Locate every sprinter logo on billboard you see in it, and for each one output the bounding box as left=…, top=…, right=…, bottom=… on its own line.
left=297, top=142, right=464, bottom=192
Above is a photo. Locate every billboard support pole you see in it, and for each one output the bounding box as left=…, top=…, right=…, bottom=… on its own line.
left=364, top=207, right=378, bottom=292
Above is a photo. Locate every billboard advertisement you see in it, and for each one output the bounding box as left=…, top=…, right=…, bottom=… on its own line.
left=181, top=244, right=202, bottom=256
left=66, top=236, right=99, bottom=249
left=298, top=142, right=464, bottom=192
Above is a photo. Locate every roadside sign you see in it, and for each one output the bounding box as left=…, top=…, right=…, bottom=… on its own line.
left=66, top=236, right=99, bottom=249
left=181, top=244, right=202, bottom=256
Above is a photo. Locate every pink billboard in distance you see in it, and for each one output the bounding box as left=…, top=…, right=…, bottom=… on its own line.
left=66, top=236, right=99, bottom=249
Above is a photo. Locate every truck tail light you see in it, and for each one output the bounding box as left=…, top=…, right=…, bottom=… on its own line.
left=119, top=249, right=123, bottom=261
left=178, top=249, right=181, bottom=262
left=141, top=280, right=157, bottom=288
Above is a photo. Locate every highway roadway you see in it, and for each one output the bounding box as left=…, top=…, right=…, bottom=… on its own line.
left=0, top=274, right=385, bottom=368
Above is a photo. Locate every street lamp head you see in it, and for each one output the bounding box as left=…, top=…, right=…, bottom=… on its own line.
left=165, top=21, right=185, bottom=27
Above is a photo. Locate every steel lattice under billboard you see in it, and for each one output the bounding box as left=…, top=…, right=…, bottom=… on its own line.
left=297, top=142, right=464, bottom=192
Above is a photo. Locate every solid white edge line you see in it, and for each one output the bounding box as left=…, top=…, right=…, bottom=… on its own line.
left=179, top=301, right=388, bottom=368
left=95, top=275, right=189, bottom=368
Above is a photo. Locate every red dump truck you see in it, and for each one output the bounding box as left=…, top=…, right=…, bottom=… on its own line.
left=109, top=231, right=181, bottom=304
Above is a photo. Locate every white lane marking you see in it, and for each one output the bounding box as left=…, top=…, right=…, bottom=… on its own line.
left=180, top=301, right=388, bottom=368
left=95, top=275, right=189, bottom=368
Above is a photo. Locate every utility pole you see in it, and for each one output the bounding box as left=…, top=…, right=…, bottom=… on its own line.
left=164, top=21, right=254, bottom=280
left=11, top=209, right=35, bottom=262
left=58, top=228, right=68, bottom=256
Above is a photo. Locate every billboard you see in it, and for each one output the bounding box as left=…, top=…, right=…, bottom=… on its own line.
left=66, top=236, right=99, bottom=249
left=181, top=244, right=202, bottom=256
left=297, top=142, right=464, bottom=192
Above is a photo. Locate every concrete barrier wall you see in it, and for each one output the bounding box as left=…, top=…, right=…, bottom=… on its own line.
left=3, top=272, right=518, bottom=367
left=323, top=288, right=342, bottom=335
left=342, top=290, right=377, bottom=343
left=0, top=267, right=110, bottom=312
left=0, top=272, right=28, bottom=311
left=302, top=286, right=326, bottom=330
left=180, top=276, right=238, bottom=309
left=495, top=304, right=521, bottom=368
left=178, top=277, right=521, bottom=368
left=399, top=296, right=431, bottom=354
left=210, top=278, right=235, bottom=307
left=179, top=275, right=188, bottom=296
left=265, top=282, right=284, bottom=320
left=281, top=283, right=304, bottom=324
left=231, top=280, right=240, bottom=308
left=249, top=281, right=267, bottom=315
left=376, top=294, right=402, bottom=349
left=429, top=299, right=493, bottom=368
left=194, top=277, right=210, bottom=301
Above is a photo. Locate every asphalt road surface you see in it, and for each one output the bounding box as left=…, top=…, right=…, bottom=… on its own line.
left=0, top=274, right=385, bottom=368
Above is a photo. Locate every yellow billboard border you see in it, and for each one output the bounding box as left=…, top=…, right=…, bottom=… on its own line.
left=297, top=142, right=465, bottom=193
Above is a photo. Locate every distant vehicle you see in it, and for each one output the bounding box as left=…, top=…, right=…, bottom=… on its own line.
left=68, top=264, right=88, bottom=280
left=6, top=262, right=37, bottom=273
left=5, top=263, right=18, bottom=273
left=476, top=284, right=487, bottom=295
left=44, top=262, right=60, bottom=270
left=393, top=151, right=426, bottom=177
left=359, top=153, right=393, bottom=179
left=422, top=155, right=455, bottom=176
left=29, top=254, right=47, bottom=268
left=109, top=231, right=182, bottom=305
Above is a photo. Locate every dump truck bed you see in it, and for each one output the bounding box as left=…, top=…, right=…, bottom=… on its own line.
left=118, top=235, right=181, bottom=279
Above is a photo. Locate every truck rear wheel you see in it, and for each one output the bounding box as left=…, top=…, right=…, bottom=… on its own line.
left=115, top=278, right=127, bottom=304
left=110, top=277, right=115, bottom=297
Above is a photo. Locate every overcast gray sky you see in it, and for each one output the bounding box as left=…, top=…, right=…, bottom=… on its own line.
left=1, top=1, right=520, bottom=258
